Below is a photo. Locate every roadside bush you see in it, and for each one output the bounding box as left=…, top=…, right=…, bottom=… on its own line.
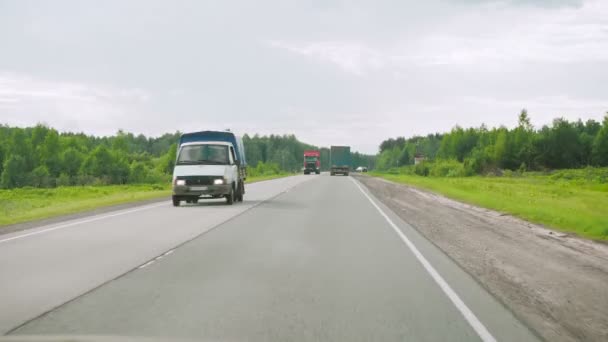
left=414, top=162, right=430, bottom=176
left=128, top=161, right=148, bottom=184
left=549, top=166, right=608, bottom=183
left=145, top=169, right=171, bottom=184
left=74, top=175, right=97, bottom=186
left=56, top=173, right=71, bottom=187
left=249, top=162, right=282, bottom=177
left=30, top=165, right=52, bottom=188
left=429, top=159, right=473, bottom=177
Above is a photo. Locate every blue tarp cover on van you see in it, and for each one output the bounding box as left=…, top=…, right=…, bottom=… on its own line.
left=179, top=131, right=246, bottom=166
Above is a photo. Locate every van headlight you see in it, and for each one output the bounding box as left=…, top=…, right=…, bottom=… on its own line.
left=175, top=179, right=186, bottom=186
left=213, top=178, right=225, bottom=185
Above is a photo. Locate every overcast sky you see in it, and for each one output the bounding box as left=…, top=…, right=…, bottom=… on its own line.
left=0, top=0, right=607, bottom=153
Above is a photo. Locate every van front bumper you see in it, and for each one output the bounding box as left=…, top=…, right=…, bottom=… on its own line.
left=172, top=184, right=231, bottom=197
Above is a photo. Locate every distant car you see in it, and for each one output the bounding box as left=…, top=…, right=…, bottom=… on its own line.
left=355, top=166, right=368, bottom=173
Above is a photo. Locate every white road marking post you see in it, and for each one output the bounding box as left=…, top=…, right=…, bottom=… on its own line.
left=350, top=177, right=497, bottom=342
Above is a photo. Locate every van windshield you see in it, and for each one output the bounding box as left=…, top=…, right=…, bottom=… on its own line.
left=177, top=144, right=230, bottom=165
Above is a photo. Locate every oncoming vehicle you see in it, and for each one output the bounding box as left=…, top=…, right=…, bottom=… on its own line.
left=303, top=150, right=321, bottom=174
left=172, top=131, right=246, bottom=206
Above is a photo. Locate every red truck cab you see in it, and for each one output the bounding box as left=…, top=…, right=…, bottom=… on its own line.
left=303, top=150, right=321, bottom=175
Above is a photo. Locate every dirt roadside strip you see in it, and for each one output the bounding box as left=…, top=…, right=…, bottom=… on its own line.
left=354, top=174, right=608, bottom=342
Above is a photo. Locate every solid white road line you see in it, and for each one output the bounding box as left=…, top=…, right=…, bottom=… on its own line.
left=350, top=177, right=497, bottom=342
left=0, top=202, right=168, bottom=245
left=138, top=260, right=156, bottom=269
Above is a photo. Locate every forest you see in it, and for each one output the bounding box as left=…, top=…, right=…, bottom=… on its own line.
left=376, top=110, right=608, bottom=176
left=0, top=125, right=375, bottom=189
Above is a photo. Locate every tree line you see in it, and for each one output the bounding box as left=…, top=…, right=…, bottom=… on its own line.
left=0, top=125, right=375, bottom=188
left=243, top=134, right=376, bottom=172
left=0, top=125, right=180, bottom=188
left=377, top=110, right=608, bottom=174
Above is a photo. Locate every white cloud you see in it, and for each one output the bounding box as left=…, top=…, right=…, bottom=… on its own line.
left=0, top=72, right=151, bottom=134
left=1, top=0, right=607, bottom=153
left=268, top=0, right=608, bottom=73
left=267, top=40, right=387, bottom=76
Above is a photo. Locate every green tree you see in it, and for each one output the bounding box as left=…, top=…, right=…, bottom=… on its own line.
left=61, top=148, right=84, bottom=177
left=112, top=130, right=129, bottom=153
left=1, top=155, right=27, bottom=188
left=110, top=152, right=130, bottom=184
left=271, top=148, right=297, bottom=171
left=0, top=144, right=5, bottom=176
left=157, top=143, right=177, bottom=174
left=513, top=110, right=534, bottom=168
left=30, top=124, right=50, bottom=148
left=8, top=129, right=34, bottom=170
left=56, top=173, right=71, bottom=186
left=40, top=130, right=62, bottom=176
left=129, top=161, right=148, bottom=183
left=30, top=165, right=51, bottom=187
left=81, top=145, right=114, bottom=178
left=592, top=114, right=608, bottom=166
left=551, top=118, right=583, bottom=168
left=398, top=146, right=410, bottom=166
left=494, top=129, right=509, bottom=167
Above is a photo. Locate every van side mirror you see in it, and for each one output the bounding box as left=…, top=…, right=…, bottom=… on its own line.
left=235, top=159, right=241, bottom=166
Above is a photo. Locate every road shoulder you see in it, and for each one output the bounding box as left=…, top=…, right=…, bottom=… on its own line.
left=354, top=174, right=608, bottom=342
left=0, top=175, right=294, bottom=237
left=0, top=196, right=170, bottom=237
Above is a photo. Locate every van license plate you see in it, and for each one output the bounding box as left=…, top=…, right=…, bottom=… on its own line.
left=190, top=186, right=208, bottom=191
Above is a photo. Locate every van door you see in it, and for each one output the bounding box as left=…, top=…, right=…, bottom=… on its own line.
left=229, top=146, right=238, bottom=187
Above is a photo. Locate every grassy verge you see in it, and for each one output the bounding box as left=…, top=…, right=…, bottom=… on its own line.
left=369, top=171, right=608, bottom=240
left=0, top=173, right=296, bottom=228
left=247, top=173, right=294, bottom=183
left=0, top=184, right=171, bottom=227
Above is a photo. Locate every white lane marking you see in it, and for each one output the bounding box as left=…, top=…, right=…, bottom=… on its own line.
left=0, top=202, right=167, bottom=244
left=138, top=260, right=155, bottom=269
left=1, top=175, right=308, bottom=244
left=139, top=249, right=175, bottom=269
left=350, top=178, right=497, bottom=342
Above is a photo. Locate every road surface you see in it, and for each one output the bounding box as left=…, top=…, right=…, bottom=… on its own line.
left=1, top=174, right=539, bottom=341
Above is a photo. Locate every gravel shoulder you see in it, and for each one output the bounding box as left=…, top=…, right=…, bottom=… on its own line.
left=355, top=174, right=608, bottom=342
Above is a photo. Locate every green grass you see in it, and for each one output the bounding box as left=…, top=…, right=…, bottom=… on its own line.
left=370, top=170, right=608, bottom=240
left=0, top=173, right=296, bottom=228
left=0, top=184, right=171, bottom=227
left=247, top=173, right=294, bottom=183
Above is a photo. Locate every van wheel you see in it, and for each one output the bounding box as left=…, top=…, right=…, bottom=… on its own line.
left=226, top=186, right=234, bottom=205
left=236, top=183, right=244, bottom=202
left=172, top=196, right=180, bottom=207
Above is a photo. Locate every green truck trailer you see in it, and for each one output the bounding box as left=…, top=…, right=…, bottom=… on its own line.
left=330, top=146, right=351, bottom=176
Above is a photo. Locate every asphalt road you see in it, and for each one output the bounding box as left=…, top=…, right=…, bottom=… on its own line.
left=3, top=174, right=539, bottom=341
